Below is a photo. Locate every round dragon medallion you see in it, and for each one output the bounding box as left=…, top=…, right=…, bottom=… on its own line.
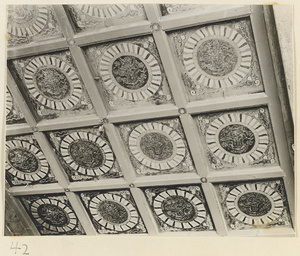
left=183, top=25, right=252, bottom=88
left=30, top=198, right=78, bottom=233
left=89, top=193, right=139, bottom=232
left=112, top=55, right=149, bottom=90
left=5, top=140, right=49, bottom=182
left=205, top=113, right=269, bottom=164
left=225, top=183, right=284, bottom=226
left=197, top=39, right=238, bottom=77
left=75, top=4, right=128, bottom=18
left=153, top=189, right=207, bottom=229
left=24, top=56, right=83, bottom=110
left=218, top=124, right=255, bottom=155
left=128, top=123, right=186, bottom=170
left=99, top=43, right=162, bottom=101
left=7, top=5, right=48, bottom=38
left=60, top=132, right=114, bottom=176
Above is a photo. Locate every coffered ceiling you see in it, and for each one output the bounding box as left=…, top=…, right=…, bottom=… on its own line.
left=5, top=4, right=294, bottom=237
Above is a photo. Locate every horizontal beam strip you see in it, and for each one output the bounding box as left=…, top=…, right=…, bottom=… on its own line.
left=68, top=178, right=129, bottom=192
left=107, top=104, right=179, bottom=124
left=7, top=182, right=64, bottom=196
left=207, top=166, right=285, bottom=183
left=7, top=38, right=68, bottom=60
left=74, top=20, right=152, bottom=47
left=134, top=172, right=201, bottom=188
left=6, top=123, right=32, bottom=136
left=186, top=93, right=269, bottom=115
left=161, top=5, right=252, bottom=31
left=227, top=227, right=295, bottom=237
left=36, top=114, right=100, bottom=132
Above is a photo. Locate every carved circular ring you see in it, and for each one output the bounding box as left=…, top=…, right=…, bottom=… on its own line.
left=7, top=5, right=48, bottom=37
left=24, top=56, right=83, bottom=110
left=183, top=25, right=252, bottom=88
left=205, top=113, right=269, bottom=164
left=6, top=90, right=13, bottom=116
left=76, top=4, right=128, bottom=18
left=226, top=183, right=284, bottom=225
left=89, top=193, right=139, bottom=232
left=30, top=198, right=78, bottom=233
left=60, top=132, right=114, bottom=176
left=153, top=189, right=206, bottom=229
left=99, top=43, right=162, bottom=101
left=5, top=140, right=50, bottom=182
left=129, top=123, right=186, bottom=170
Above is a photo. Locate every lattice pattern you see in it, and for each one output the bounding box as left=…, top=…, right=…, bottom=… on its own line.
left=6, top=4, right=293, bottom=237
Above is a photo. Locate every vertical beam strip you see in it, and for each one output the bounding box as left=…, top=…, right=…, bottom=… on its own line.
left=144, top=5, right=188, bottom=108
left=104, top=123, right=136, bottom=183
left=65, top=191, right=98, bottom=235
left=52, top=5, right=109, bottom=118
left=201, top=183, right=228, bottom=236
left=180, top=114, right=210, bottom=177
left=34, top=132, right=70, bottom=188
left=69, top=46, right=109, bottom=118
left=143, top=4, right=162, bottom=22
left=5, top=190, right=40, bottom=236
left=130, top=187, right=160, bottom=235
left=7, top=69, right=38, bottom=127
left=250, top=5, right=294, bottom=225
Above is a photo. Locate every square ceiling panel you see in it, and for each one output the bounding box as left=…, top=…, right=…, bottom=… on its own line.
left=168, top=18, right=264, bottom=101
left=84, top=36, right=174, bottom=111
left=7, top=5, right=63, bottom=46
left=144, top=185, right=214, bottom=232
left=80, top=189, right=147, bottom=234
left=66, top=4, right=147, bottom=33
left=47, top=126, right=123, bottom=182
left=6, top=88, right=26, bottom=125
left=215, top=179, right=292, bottom=231
left=118, top=118, right=195, bottom=176
left=5, top=134, right=57, bottom=187
left=194, top=107, right=277, bottom=171
left=9, top=51, right=95, bottom=120
left=19, top=193, right=85, bottom=235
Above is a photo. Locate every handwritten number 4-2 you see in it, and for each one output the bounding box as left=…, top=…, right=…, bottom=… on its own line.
left=10, top=242, right=29, bottom=255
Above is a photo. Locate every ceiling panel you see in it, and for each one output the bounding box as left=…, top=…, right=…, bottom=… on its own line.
left=7, top=5, right=63, bottom=46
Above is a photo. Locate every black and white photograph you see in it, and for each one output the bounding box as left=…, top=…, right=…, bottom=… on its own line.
left=1, top=1, right=298, bottom=256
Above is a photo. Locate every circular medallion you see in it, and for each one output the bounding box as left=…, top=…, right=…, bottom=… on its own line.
left=225, top=183, right=284, bottom=225
left=6, top=90, right=13, bottom=116
left=60, top=132, right=114, bottom=176
left=153, top=189, right=206, bottom=229
left=218, top=124, right=255, bottom=154
left=89, top=193, right=139, bottom=232
left=205, top=113, right=269, bottom=164
left=7, top=5, right=48, bottom=38
left=30, top=198, right=78, bottom=233
left=24, top=56, right=83, bottom=110
left=112, top=55, right=149, bottom=90
left=76, top=4, right=128, bottom=18
left=129, top=123, right=186, bottom=170
left=99, top=43, right=162, bottom=101
left=237, top=192, right=272, bottom=217
left=183, top=25, right=252, bottom=88
left=5, top=140, right=49, bottom=182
